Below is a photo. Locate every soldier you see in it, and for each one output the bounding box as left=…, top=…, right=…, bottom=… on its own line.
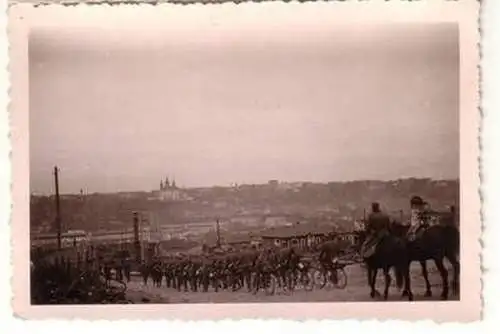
left=360, top=202, right=391, bottom=259
left=139, top=260, right=150, bottom=286
left=122, top=256, right=131, bottom=283
left=407, top=196, right=427, bottom=241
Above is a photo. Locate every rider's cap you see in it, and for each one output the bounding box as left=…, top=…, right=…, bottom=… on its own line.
left=410, top=196, right=424, bottom=206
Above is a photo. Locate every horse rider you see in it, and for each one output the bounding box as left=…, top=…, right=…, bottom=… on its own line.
left=318, top=240, right=339, bottom=281
left=407, top=196, right=429, bottom=241
left=360, top=202, right=391, bottom=259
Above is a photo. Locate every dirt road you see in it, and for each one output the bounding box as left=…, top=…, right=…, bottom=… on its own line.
left=124, top=261, right=459, bottom=303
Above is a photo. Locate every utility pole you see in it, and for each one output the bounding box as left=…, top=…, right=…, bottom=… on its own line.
left=133, top=211, right=141, bottom=263
left=216, top=219, right=221, bottom=248
left=54, top=166, right=62, bottom=250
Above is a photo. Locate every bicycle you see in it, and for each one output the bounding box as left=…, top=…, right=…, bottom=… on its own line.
left=313, top=259, right=349, bottom=290
left=251, top=267, right=277, bottom=296
left=291, top=261, right=315, bottom=292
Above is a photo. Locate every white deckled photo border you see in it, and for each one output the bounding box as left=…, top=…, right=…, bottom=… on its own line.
left=7, top=0, right=481, bottom=322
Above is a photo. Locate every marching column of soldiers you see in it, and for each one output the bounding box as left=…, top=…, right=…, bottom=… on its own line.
left=97, top=244, right=318, bottom=294
left=104, top=238, right=356, bottom=295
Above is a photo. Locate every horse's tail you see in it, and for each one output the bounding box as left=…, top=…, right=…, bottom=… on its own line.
left=445, top=225, right=460, bottom=258
left=394, top=266, right=404, bottom=290
left=453, top=226, right=460, bottom=257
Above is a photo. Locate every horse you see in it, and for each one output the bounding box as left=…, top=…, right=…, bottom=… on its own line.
left=391, top=222, right=460, bottom=300
left=356, top=230, right=412, bottom=301
left=316, top=238, right=353, bottom=264
left=272, top=246, right=301, bottom=291
left=314, top=238, right=353, bottom=286
left=237, top=249, right=261, bottom=291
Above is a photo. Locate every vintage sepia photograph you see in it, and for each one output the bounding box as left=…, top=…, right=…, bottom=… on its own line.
left=9, top=1, right=481, bottom=321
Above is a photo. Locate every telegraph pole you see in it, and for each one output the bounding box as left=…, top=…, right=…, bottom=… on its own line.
left=54, top=166, right=62, bottom=250
left=216, top=219, right=221, bottom=248
left=133, top=211, right=141, bottom=263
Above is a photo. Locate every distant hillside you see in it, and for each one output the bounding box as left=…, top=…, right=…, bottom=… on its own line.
left=30, top=178, right=458, bottom=233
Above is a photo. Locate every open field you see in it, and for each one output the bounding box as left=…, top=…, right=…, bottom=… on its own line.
left=124, top=261, right=459, bottom=304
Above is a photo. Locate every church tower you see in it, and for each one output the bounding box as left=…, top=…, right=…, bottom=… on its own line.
left=165, top=176, right=170, bottom=188
left=160, top=180, right=164, bottom=190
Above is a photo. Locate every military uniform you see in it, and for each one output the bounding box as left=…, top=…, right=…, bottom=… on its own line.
left=407, top=196, right=427, bottom=241
left=360, top=210, right=391, bottom=259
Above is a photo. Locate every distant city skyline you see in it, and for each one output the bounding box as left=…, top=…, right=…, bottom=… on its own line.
left=31, top=176, right=459, bottom=196
left=30, top=23, right=459, bottom=194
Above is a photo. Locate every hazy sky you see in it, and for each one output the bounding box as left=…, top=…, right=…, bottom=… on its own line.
left=29, top=23, right=459, bottom=194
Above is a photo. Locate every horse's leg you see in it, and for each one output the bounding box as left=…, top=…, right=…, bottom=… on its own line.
left=369, top=267, right=379, bottom=298
left=446, top=252, right=460, bottom=296
left=177, top=275, right=181, bottom=290
left=383, top=266, right=391, bottom=300
left=246, top=271, right=252, bottom=292
left=278, top=270, right=284, bottom=289
left=284, top=266, right=293, bottom=292
left=288, top=268, right=294, bottom=292
left=420, top=260, right=432, bottom=297
left=403, top=263, right=414, bottom=301
left=183, top=276, right=188, bottom=292
left=434, top=257, right=449, bottom=300
left=373, top=268, right=382, bottom=297
left=176, top=275, right=181, bottom=291
left=366, top=265, right=372, bottom=295
left=283, top=269, right=290, bottom=292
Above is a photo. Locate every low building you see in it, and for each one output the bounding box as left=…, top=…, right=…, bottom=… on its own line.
left=259, top=222, right=331, bottom=249
left=259, top=222, right=358, bottom=250
left=31, top=230, right=90, bottom=248
left=225, top=234, right=253, bottom=248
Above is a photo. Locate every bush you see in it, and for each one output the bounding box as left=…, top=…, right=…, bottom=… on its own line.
left=31, top=250, right=131, bottom=304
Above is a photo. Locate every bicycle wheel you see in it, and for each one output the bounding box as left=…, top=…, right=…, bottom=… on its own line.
left=312, top=269, right=326, bottom=289
left=334, top=268, right=348, bottom=290
left=302, top=271, right=314, bottom=292
left=265, top=274, right=277, bottom=296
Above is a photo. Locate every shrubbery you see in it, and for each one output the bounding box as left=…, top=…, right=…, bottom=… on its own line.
left=31, top=250, right=132, bottom=304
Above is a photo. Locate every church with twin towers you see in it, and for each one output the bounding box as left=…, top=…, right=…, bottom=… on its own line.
left=160, top=176, right=177, bottom=191
left=157, top=175, right=188, bottom=201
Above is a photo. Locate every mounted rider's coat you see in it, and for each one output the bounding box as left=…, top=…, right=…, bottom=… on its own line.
left=360, top=211, right=391, bottom=259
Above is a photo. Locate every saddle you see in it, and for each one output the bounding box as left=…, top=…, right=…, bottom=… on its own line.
left=361, top=230, right=388, bottom=259
left=406, top=223, right=429, bottom=242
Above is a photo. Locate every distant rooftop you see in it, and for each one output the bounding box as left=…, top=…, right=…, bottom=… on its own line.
left=259, top=222, right=353, bottom=239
